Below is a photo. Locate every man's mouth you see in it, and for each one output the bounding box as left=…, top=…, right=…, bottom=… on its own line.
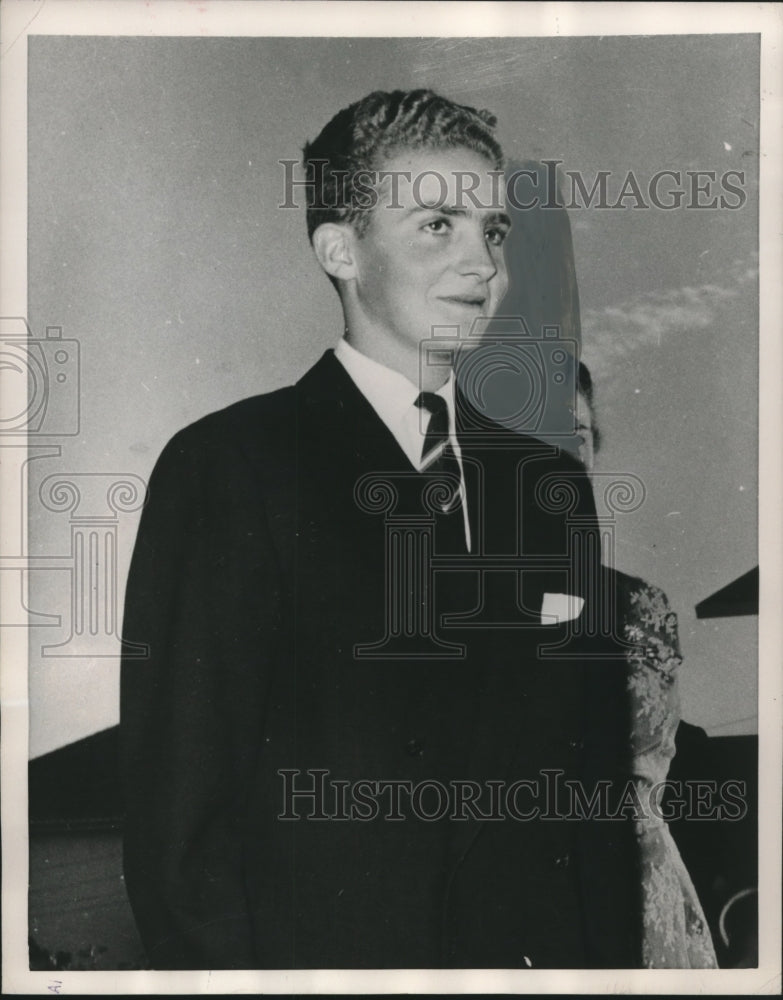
left=439, top=294, right=487, bottom=309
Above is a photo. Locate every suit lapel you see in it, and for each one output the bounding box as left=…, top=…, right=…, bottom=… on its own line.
left=296, top=349, right=417, bottom=479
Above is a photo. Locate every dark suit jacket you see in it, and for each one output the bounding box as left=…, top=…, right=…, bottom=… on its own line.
left=120, top=350, right=639, bottom=969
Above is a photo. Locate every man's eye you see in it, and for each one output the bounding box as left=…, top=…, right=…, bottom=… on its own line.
left=485, top=226, right=508, bottom=247
left=424, top=218, right=450, bottom=234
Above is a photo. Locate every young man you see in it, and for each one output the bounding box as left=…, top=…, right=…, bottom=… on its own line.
left=120, top=89, right=638, bottom=970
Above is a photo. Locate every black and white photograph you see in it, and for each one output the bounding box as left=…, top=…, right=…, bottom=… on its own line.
left=1, top=1, right=781, bottom=994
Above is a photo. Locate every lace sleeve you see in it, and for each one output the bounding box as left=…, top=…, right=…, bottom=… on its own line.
left=622, top=580, right=718, bottom=968
left=625, top=582, right=682, bottom=766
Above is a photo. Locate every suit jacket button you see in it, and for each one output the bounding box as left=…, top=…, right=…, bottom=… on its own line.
left=567, top=738, right=584, bottom=752
left=406, top=738, right=424, bottom=757
left=552, top=851, right=571, bottom=869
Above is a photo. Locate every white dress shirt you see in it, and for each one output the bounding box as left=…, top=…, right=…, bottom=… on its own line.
left=334, top=337, right=471, bottom=551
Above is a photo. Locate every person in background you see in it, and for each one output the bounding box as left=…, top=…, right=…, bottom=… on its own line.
left=575, top=360, right=718, bottom=968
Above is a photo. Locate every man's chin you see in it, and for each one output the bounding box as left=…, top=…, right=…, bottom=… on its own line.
left=429, top=311, right=498, bottom=340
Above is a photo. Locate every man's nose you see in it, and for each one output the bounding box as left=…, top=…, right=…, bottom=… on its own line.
left=457, top=228, right=499, bottom=280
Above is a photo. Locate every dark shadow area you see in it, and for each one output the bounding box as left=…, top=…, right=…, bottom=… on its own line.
left=666, top=723, right=758, bottom=968
left=28, top=727, right=145, bottom=971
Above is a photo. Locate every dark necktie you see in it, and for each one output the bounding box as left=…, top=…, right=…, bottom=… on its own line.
left=415, top=391, right=466, bottom=553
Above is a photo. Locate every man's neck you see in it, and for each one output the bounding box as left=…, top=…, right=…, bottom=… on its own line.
left=342, top=329, right=450, bottom=394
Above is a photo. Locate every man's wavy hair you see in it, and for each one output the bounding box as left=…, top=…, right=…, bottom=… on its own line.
left=302, top=89, right=504, bottom=242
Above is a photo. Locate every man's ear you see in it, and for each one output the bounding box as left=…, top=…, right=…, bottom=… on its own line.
left=311, top=222, right=358, bottom=283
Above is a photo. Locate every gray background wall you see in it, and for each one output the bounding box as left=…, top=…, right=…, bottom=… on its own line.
left=26, top=35, right=758, bottom=757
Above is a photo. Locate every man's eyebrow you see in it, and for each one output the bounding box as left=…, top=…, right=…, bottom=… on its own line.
left=405, top=205, right=512, bottom=227
left=485, top=210, right=512, bottom=229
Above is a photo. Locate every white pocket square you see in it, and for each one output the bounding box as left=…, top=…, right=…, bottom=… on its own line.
left=540, top=592, right=584, bottom=625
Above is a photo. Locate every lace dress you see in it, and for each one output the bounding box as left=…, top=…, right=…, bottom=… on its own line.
left=621, top=576, right=718, bottom=968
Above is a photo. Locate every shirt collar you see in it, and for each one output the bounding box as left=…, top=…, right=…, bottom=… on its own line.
left=334, top=337, right=456, bottom=439
left=334, top=337, right=470, bottom=551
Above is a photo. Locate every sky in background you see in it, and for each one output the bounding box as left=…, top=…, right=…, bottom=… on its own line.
left=23, top=33, right=758, bottom=756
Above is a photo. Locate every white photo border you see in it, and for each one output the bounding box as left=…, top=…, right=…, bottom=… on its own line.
left=2, top=1, right=781, bottom=994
